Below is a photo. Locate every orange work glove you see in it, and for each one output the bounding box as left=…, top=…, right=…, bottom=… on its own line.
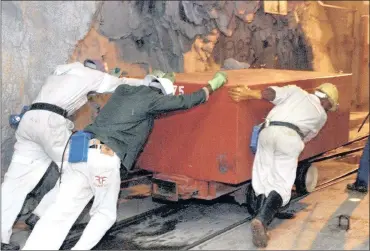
left=228, top=85, right=262, bottom=102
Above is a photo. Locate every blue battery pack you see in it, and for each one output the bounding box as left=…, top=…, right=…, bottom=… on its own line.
left=9, top=105, right=30, bottom=129
left=250, top=123, right=263, bottom=154
left=68, top=131, right=92, bottom=163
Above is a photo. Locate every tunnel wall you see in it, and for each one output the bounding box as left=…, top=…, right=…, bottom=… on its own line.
left=1, top=1, right=100, bottom=179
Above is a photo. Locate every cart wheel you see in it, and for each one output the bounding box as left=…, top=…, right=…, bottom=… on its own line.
left=295, top=162, right=318, bottom=194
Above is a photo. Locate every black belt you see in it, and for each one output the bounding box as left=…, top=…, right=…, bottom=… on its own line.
left=262, top=121, right=304, bottom=140
left=29, top=102, right=68, bottom=118
left=89, top=142, right=105, bottom=149
left=89, top=137, right=105, bottom=149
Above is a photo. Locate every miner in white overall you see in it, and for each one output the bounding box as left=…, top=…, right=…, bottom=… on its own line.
left=229, top=83, right=339, bottom=248
left=22, top=71, right=227, bottom=250
left=1, top=60, right=154, bottom=250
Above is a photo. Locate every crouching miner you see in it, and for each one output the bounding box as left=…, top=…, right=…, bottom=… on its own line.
left=229, top=83, right=339, bottom=248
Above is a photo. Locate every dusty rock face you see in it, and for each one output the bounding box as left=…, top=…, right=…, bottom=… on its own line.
left=80, top=1, right=313, bottom=75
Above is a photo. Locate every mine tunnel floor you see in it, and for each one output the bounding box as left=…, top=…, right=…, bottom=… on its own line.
left=192, top=176, right=369, bottom=250
left=10, top=106, right=369, bottom=250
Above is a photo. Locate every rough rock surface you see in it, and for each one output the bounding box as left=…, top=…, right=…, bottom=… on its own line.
left=1, top=1, right=100, bottom=178
left=94, top=1, right=313, bottom=73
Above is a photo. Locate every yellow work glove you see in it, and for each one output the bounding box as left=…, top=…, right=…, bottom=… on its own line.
left=163, top=72, right=176, bottom=83
left=151, top=69, right=176, bottom=83
left=109, top=67, right=121, bottom=77
left=208, top=71, right=228, bottom=91
left=228, top=85, right=262, bottom=102
left=151, top=69, right=166, bottom=78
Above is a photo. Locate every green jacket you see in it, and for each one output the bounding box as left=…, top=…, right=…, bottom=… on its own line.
left=85, top=85, right=207, bottom=170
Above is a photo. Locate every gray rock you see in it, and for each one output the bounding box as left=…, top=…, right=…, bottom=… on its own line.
left=128, top=5, right=142, bottom=31
left=216, top=12, right=232, bottom=35
left=243, top=1, right=261, bottom=15
left=223, top=58, right=251, bottom=70
left=177, top=31, right=193, bottom=53
left=116, top=38, right=149, bottom=63
left=224, top=1, right=235, bottom=17
left=98, top=1, right=133, bottom=39
left=155, top=22, right=171, bottom=50
left=181, top=1, right=205, bottom=25
left=168, top=29, right=182, bottom=56
left=164, top=1, right=180, bottom=20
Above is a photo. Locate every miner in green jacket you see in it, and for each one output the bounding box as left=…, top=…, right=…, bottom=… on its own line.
left=23, top=71, right=228, bottom=250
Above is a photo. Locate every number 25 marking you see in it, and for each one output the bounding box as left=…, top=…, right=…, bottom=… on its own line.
left=173, top=85, right=184, bottom=95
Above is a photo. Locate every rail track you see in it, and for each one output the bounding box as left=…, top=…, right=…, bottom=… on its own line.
left=182, top=169, right=359, bottom=250
left=60, top=135, right=368, bottom=250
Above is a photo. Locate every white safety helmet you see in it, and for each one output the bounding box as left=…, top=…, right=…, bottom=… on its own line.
left=83, top=59, right=107, bottom=73
left=144, top=74, right=174, bottom=95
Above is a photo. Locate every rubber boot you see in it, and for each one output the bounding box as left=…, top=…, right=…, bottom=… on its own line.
left=255, top=194, right=266, bottom=213
left=25, top=213, right=40, bottom=230
left=245, top=184, right=258, bottom=216
left=250, top=190, right=283, bottom=248
left=245, top=185, right=266, bottom=217
left=275, top=201, right=295, bottom=219
left=1, top=243, right=20, bottom=250
left=347, top=182, right=368, bottom=194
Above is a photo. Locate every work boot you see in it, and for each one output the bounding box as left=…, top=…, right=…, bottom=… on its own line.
left=1, top=243, right=20, bottom=250
left=245, top=184, right=266, bottom=217
left=245, top=184, right=258, bottom=216
left=275, top=211, right=295, bottom=219
left=251, top=190, right=283, bottom=248
left=347, top=182, right=368, bottom=194
left=255, top=194, right=266, bottom=213
left=275, top=201, right=295, bottom=219
left=25, top=213, right=40, bottom=230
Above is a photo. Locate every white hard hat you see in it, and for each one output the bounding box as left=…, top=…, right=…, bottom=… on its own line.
left=144, top=75, right=174, bottom=95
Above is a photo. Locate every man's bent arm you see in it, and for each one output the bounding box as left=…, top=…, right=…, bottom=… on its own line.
left=95, top=74, right=147, bottom=94
left=148, top=88, right=209, bottom=115
left=119, top=77, right=145, bottom=87
left=241, top=86, right=296, bottom=104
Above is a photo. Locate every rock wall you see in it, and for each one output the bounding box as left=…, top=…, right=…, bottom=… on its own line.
left=70, top=1, right=313, bottom=75
left=1, top=1, right=100, bottom=178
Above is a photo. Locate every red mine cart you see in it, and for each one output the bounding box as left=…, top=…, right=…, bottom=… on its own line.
left=136, top=69, right=352, bottom=202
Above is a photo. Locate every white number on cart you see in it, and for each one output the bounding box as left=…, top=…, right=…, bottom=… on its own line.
left=173, top=85, right=185, bottom=95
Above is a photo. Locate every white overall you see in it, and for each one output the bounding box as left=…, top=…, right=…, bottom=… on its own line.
left=252, top=85, right=327, bottom=206
left=1, top=62, right=145, bottom=244
left=22, top=146, right=121, bottom=250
